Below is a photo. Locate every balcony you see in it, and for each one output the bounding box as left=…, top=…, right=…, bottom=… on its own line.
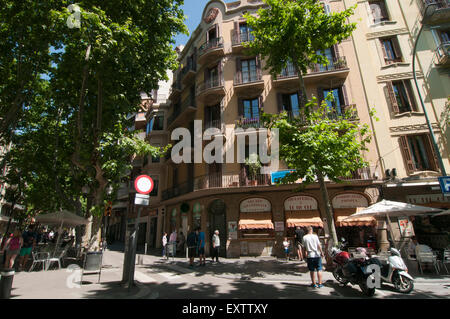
left=418, top=0, right=450, bottom=25
left=231, top=31, right=255, bottom=54
left=198, top=37, right=224, bottom=65
left=325, top=104, right=359, bottom=121
left=234, top=70, right=264, bottom=96
left=167, top=96, right=196, bottom=130
left=204, top=119, right=222, bottom=131
left=340, top=166, right=382, bottom=181
left=272, top=57, right=349, bottom=89
left=196, top=78, right=225, bottom=104
left=235, top=117, right=265, bottom=130
left=181, top=60, right=196, bottom=85
left=435, top=42, right=450, bottom=66
left=168, top=78, right=182, bottom=100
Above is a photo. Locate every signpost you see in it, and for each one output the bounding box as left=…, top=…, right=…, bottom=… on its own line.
left=438, top=176, right=450, bottom=196
left=122, top=175, right=153, bottom=289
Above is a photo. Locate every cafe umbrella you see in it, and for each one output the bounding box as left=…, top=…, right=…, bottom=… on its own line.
left=35, top=210, right=90, bottom=255
left=343, top=200, right=442, bottom=248
left=431, top=209, right=450, bottom=217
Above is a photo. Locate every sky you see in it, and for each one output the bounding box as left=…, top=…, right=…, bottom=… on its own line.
left=174, top=0, right=236, bottom=48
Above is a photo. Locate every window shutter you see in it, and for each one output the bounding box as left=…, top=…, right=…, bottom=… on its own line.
left=215, top=23, right=220, bottom=38
left=234, top=21, right=239, bottom=43
left=403, top=80, right=417, bottom=112
left=341, top=84, right=349, bottom=106
left=380, top=39, right=388, bottom=64
left=218, top=60, right=223, bottom=86
left=236, top=57, right=242, bottom=84
left=259, top=95, right=264, bottom=112
left=392, top=37, right=402, bottom=60
left=399, top=136, right=415, bottom=174
left=333, top=44, right=340, bottom=59
left=256, top=55, right=262, bottom=79
left=277, top=93, right=284, bottom=113
left=238, top=98, right=244, bottom=117
left=386, top=81, right=400, bottom=113
left=204, top=68, right=210, bottom=87
left=424, top=134, right=439, bottom=172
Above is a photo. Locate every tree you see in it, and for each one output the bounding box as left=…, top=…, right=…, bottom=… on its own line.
left=245, top=0, right=360, bottom=245
left=0, top=0, right=187, bottom=247
left=244, top=0, right=356, bottom=105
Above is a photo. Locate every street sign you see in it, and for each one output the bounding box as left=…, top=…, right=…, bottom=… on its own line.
left=134, top=175, right=154, bottom=195
left=438, top=176, right=450, bottom=195
left=134, top=193, right=150, bottom=206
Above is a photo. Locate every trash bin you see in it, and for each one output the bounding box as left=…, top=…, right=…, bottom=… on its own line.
left=0, top=268, right=15, bottom=299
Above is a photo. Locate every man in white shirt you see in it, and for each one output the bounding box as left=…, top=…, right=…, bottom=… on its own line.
left=302, top=226, right=324, bottom=288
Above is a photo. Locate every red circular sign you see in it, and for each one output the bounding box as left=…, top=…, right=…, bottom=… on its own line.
left=134, top=175, right=154, bottom=195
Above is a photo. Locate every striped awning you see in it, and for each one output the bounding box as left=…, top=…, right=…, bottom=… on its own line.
left=334, top=208, right=376, bottom=227
left=239, top=212, right=274, bottom=230
left=285, top=210, right=323, bottom=228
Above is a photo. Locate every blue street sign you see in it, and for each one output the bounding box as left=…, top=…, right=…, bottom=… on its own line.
left=438, top=176, right=450, bottom=195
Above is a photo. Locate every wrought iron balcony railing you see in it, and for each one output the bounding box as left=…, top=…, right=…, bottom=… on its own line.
left=198, top=37, right=224, bottom=57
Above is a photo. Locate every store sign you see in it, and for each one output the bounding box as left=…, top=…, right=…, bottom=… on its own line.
left=406, top=194, right=450, bottom=204
left=240, top=198, right=271, bottom=212
left=398, top=217, right=414, bottom=237
left=275, top=221, right=284, bottom=232
left=332, top=193, right=368, bottom=208
left=284, top=195, right=318, bottom=211
left=228, top=221, right=237, bottom=240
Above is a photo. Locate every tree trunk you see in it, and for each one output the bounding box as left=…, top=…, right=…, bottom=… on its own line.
left=316, top=170, right=338, bottom=246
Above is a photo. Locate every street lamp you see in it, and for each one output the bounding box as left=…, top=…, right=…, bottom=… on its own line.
left=102, top=185, right=113, bottom=251
left=412, top=3, right=447, bottom=176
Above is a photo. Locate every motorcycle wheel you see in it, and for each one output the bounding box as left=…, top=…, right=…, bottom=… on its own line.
left=332, top=268, right=349, bottom=285
left=393, top=275, right=414, bottom=294
left=359, top=281, right=376, bottom=297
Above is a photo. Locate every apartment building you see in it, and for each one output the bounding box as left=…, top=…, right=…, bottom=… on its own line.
left=161, top=0, right=384, bottom=258
left=343, top=0, right=450, bottom=249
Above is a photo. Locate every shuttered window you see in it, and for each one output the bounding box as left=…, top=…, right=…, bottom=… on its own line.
left=380, top=37, right=403, bottom=64
left=369, top=0, right=389, bottom=24
left=386, top=80, right=417, bottom=114
left=399, top=134, right=438, bottom=174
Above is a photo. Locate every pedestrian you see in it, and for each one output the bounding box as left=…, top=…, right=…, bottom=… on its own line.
left=162, top=232, right=168, bottom=259
left=169, top=229, right=177, bottom=257
left=196, top=227, right=206, bottom=266
left=283, top=237, right=290, bottom=261
left=303, top=226, right=324, bottom=288
left=186, top=230, right=198, bottom=267
left=1, top=230, right=23, bottom=269
left=294, top=226, right=305, bottom=261
left=18, top=225, right=37, bottom=271
left=211, top=230, right=220, bottom=262
left=177, top=231, right=186, bottom=254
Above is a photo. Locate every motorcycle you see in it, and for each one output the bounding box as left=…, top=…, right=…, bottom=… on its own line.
left=330, top=243, right=377, bottom=297
left=372, top=247, right=414, bottom=294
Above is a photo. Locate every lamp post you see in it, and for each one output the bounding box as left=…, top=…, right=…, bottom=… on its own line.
left=412, top=3, right=447, bottom=176
left=103, top=185, right=113, bottom=251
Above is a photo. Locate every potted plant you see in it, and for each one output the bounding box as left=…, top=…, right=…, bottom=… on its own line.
left=245, top=154, right=262, bottom=186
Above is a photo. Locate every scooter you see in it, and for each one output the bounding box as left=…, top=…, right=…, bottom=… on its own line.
left=330, top=243, right=377, bottom=297
left=372, top=247, right=414, bottom=294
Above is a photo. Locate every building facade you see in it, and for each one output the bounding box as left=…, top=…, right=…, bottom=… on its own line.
left=160, top=0, right=384, bottom=258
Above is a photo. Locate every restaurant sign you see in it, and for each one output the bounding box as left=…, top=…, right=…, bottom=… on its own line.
left=240, top=198, right=271, bottom=213
left=332, top=193, right=368, bottom=208
left=284, top=195, right=318, bottom=211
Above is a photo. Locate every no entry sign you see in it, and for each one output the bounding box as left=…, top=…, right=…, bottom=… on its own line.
left=134, top=175, right=154, bottom=195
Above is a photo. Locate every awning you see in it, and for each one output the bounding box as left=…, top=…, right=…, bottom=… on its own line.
left=239, top=212, right=274, bottom=230
left=285, top=210, right=323, bottom=228
left=334, top=208, right=376, bottom=227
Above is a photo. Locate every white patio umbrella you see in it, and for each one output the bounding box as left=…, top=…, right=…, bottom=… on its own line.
left=35, top=210, right=90, bottom=255
left=431, top=209, right=450, bottom=217
left=344, top=200, right=442, bottom=249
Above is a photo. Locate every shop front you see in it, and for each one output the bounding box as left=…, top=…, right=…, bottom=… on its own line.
left=284, top=195, right=323, bottom=238
left=331, top=193, right=376, bottom=248
left=238, top=197, right=274, bottom=257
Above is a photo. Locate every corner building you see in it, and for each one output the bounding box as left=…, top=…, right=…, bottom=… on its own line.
left=162, top=0, right=384, bottom=258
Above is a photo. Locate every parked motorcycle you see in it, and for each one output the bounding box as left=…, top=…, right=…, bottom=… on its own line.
left=371, top=247, right=414, bottom=294
left=330, top=243, right=377, bottom=297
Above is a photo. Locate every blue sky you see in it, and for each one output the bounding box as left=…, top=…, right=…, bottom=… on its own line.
left=174, top=0, right=236, bottom=47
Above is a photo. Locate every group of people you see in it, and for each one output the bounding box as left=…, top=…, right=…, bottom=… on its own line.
left=283, top=226, right=325, bottom=288
left=0, top=225, right=38, bottom=271
left=161, top=227, right=221, bottom=267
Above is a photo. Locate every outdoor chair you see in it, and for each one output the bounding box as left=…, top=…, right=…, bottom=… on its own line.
left=442, top=248, right=450, bottom=274
left=29, top=252, right=49, bottom=272
left=416, top=247, right=440, bottom=275
left=80, top=251, right=103, bottom=284
left=46, top=246, right=70, bottom=270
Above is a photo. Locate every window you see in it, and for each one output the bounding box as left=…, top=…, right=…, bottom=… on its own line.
left=243, top=98, right=260, bottom=119
left=153, top=114, right=164, bottom=131
left=204, top=104, right=221, bottom=129
left=380, top=37, right=403, bottom=64
left=316, top=47, right=337, bottom=71
left=208, top=27, right=217, bottom=41
left=399, top=135, right=438, bottom=173
left=205, top=64, right=220, bottom=86
left=241, top=58, right=258, bottom=83
left=239, top=23, right=254, bottom=42
left=369, top=0, right=389, bottom=24
left=323, top=87, right=345, bottom=114
left=387, top=80, right=417, bottom=114
left=279, top=92, right=301, bottom=117
left=439, top=29, right=450, bottom=43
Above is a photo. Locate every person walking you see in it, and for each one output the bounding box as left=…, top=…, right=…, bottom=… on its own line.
left=162, top=232, right=168, bottom=259
left=303, top=226, right=324, bottom=288
left=177, top=231, right=186, bottom=254
left=2, top=230, right=23, bottom=269
left=294, top=226, right=305, bottom=261
left=211, top=230, right=220, bottom=262
left=169, top=230, right=177, bottom=257
left=186, top=230, right=198, bottom=267
left=18, top=225, right=37, bottom=271
left=283, top=237, right=290, bottom=261
left=196, top=227, right=206, bottom=266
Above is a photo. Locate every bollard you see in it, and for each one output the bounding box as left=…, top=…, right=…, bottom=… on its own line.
left=0, top=268, right=15, bottom=299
